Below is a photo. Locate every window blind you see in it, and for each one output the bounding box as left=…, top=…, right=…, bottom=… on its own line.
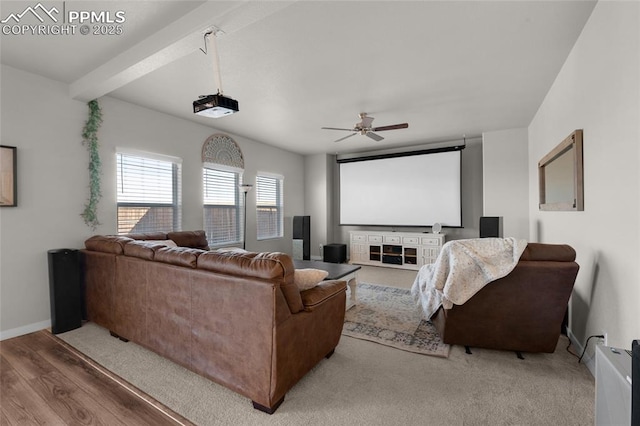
left=256, top=174, right=283, bottom=240
left=203, top=167, right=243, bottom=246
left=116, top=152, right=181, bottom=234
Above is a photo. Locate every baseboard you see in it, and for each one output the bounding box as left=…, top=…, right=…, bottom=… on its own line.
left=567, top=327, right=597, bottom=377
left=0, top=319, right=51, bottom=341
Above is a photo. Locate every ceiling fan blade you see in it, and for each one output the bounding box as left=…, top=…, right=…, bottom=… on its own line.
left=334, top=133, right=357, bottom=143
left=372, top=123, right=409, bottom=132
left=322, top=127, right=355, bottom=131
left=366, top=132, right=384, bottom=142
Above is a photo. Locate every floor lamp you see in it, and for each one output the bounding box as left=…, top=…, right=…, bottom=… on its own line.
left=239, top=184, right=253, bottom=250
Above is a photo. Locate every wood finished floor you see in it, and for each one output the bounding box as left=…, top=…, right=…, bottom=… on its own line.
left=0, top=330, right=194, bottom=425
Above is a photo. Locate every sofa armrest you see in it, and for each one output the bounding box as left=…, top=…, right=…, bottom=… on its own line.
left=300, top=280, right=347, bottom=311
left=520, top=243, right=576, bottom=262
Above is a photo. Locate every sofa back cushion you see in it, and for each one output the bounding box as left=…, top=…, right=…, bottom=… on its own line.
left=167, top=230, right=210, bottom=250
left=85, top=235, right=133, bottom=254
left=86, top=231, right=209, bottom=252
left=155, top=246, right=204, bottom=268
left=123, top=232, right=168, bottom=241
left=197, top=250, right=303, bottom=313
left=123, top=240, right=158, bottom=260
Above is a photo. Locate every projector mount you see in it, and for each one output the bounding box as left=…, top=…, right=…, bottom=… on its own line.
left=193, top=27, right=239, bottom=118
left=321, top=113, right=408, bottom=142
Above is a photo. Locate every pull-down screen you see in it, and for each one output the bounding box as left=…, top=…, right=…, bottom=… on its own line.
left=339, top=150, right=462, bottom=227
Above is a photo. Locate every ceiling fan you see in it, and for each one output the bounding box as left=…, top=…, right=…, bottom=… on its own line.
left=322, top=113, right=408, bottom=142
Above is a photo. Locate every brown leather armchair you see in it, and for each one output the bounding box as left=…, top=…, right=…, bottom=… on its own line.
left=430, top=243, right=579, bottom=354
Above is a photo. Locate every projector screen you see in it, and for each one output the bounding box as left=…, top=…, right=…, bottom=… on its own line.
left=339, top=150, right=462, bottom=227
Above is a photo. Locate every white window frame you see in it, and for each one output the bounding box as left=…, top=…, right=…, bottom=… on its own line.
left=116, top=149, right=182, bottom=235
left=203, top=163, right=244, bottom=247
left=256, top=172, right=284, bottom=240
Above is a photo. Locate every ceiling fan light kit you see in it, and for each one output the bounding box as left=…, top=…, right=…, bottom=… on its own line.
left=322, top=113, right=408, bottom=142
left=193, top=28, right=239, bottom=118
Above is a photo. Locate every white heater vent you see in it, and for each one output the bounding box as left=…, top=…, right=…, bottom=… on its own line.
left=596, top=345, right=632, bottom=425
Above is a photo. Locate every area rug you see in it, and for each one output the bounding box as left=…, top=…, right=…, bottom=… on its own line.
left=342, top=283, right=450, bottom=357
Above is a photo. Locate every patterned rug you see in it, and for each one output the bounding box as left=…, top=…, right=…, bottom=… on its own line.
left=343, top=283, right=450, bottom=358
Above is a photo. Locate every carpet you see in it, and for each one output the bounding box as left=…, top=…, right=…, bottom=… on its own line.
left=54, top=307, right=595, bottom=424
left=342, top=283, right=450, bottom=358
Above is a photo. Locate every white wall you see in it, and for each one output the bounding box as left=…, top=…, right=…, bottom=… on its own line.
left=482, top=128, right=529, bottom=239
left=528, top=1, right=640, bottom=351
left=0, top=66, right=87, bottom=337
left=0, top=65, right=304, bottom=339
left=304, top=154, right=333, bottom=259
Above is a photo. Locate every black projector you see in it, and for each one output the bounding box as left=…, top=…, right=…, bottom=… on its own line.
left=193, top=93, right=239, bottom=118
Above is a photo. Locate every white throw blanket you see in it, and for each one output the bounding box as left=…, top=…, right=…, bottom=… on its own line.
left=411, top=237, right=528, bottom=320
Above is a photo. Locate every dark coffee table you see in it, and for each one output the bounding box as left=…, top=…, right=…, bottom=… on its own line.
left=293, top=260, right=361, bottom=309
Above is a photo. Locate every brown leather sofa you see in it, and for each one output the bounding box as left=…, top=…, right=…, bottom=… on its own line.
left=81, top=231, right=347, bottom=414
left=430, top=243, right=579, bottom=354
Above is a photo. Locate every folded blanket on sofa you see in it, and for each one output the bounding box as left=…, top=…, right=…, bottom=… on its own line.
left=411, top=237, right=528, bottom=319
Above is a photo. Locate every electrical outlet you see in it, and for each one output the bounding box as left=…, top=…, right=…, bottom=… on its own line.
left=319, top=244, right=323, bottom=256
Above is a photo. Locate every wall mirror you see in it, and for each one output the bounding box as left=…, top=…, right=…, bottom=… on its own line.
left=538, top=129, right=583, bottom=211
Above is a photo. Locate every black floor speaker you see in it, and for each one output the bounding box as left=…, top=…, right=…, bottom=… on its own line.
left=48, top=248, right=82, bottom=334
left=323, top=244, right=346, bottom=264
left=633, top=339, right=639, bottom=426
left=293, top=215, right=310, bottom=260
left=480, top=216, right=503, bottom=238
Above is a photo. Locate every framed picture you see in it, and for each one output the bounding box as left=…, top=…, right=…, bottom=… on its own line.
left=538, top=130, right=583, bottom=211
left=0, top=145, right=17, bottom=207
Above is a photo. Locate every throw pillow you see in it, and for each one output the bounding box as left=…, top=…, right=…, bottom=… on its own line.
left=294, top=268, right=329, bottom=291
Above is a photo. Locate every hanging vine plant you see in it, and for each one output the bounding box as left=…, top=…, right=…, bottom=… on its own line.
left=80, top=99, right=103, bottom=230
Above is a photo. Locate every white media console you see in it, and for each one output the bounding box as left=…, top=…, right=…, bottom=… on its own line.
left=349, top=231, right=445, bottom=270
